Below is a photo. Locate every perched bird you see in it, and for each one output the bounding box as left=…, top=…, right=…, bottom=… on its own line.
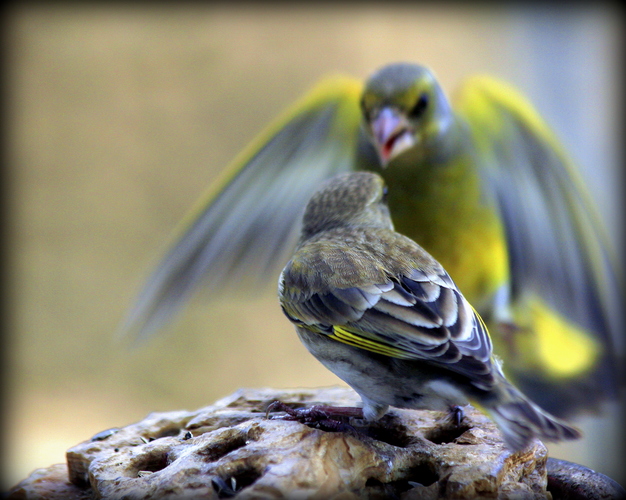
left=277, top=171, right=581, bottom=452
left=123, top=63, right=621, bottom=417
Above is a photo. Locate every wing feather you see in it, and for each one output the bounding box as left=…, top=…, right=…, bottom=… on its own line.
left=123, top=77, right=364, bottom=340
left=455, top=76, right=621, bottom=363
left=280, top=262, right=495, bottom=389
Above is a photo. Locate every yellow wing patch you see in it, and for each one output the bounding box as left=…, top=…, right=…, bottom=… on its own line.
left=514, top=298, right=601, bottom=379
left=330, top=326, right=414, bottom=359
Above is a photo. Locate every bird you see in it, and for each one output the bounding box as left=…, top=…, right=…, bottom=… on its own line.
left=276, top=170, right=581, bottom=452
left=122, top=62, right=621, bottom=418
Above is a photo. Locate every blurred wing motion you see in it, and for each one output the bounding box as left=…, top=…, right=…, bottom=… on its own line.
left=456, top=76, right=622, bottom=403
left=122, top=76, right=365, bottom=341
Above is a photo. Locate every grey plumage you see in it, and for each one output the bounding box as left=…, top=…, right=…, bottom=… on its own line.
left=279, top=171, right=581, bottom=451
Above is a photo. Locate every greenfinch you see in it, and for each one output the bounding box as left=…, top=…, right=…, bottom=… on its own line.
left=123, top=63, right=621, bottom=418
left=277, top=171, right=581, bottom=452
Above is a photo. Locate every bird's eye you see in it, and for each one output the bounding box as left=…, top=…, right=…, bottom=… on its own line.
left=409, top=93, right=429, bottom=119
left=381, top=185, right=389, bottom=203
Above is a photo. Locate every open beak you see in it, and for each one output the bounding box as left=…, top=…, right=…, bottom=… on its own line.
left=370, top=107, right=415, bottom=167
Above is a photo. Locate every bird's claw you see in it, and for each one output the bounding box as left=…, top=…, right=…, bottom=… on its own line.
left=265, top=401, right=329, bottom=422
left=266, top=400, right=363, bottom=432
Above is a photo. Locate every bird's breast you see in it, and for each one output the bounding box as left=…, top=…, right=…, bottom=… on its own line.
left=382, top=155, right=508, bottom=313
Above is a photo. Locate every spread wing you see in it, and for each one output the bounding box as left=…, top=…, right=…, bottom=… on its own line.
left=280, top=265, right=496, bottom=391
left=122, top=76, right=369, bottom=341
left=455, top=76, right=622, bottom=371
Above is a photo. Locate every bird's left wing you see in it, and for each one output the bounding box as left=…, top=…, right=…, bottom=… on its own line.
left=454, top=76, right=622, bottom=386
left=123, top=76, right=366, bottom=341
left=280, top=265, right=495, bottom=390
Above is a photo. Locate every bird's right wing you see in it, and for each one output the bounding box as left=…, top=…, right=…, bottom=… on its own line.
left=123, top=76, right=366, bottom=341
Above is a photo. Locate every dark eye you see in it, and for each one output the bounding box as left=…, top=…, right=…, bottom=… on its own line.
left=381, top=185, right=389, bottom=203
left=409, top=93, right=429, bottom=119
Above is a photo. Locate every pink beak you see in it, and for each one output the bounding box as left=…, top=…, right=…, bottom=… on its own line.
left=370, top=107, right=412, bottom=166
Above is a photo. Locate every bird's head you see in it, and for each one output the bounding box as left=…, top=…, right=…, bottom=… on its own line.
left=361, top=63, right=454, bottom=166
left=300, top=172, right=393, bottom=241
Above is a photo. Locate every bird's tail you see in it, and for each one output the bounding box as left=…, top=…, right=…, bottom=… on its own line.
left=488, top=379, right=582, bottom=452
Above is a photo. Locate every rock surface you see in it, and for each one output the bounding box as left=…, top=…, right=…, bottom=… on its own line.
left=4, top=387, right=586, bottom=499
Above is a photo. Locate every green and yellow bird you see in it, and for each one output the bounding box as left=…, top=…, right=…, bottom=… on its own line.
left=123, top=62, right=622, bottom=417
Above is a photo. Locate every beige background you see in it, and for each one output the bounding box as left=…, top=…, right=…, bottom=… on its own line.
left=4, top=4, right=622, bottom=489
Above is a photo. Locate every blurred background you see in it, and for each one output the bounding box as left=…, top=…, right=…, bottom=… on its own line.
left=3, top=3, right=622, bottom=490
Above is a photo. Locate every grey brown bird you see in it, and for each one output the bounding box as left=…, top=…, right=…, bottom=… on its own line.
left=278, top=171, right=581, bottom=452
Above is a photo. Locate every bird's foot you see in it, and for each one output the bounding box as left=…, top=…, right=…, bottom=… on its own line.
left=266, top=401, right=363, bottom=432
